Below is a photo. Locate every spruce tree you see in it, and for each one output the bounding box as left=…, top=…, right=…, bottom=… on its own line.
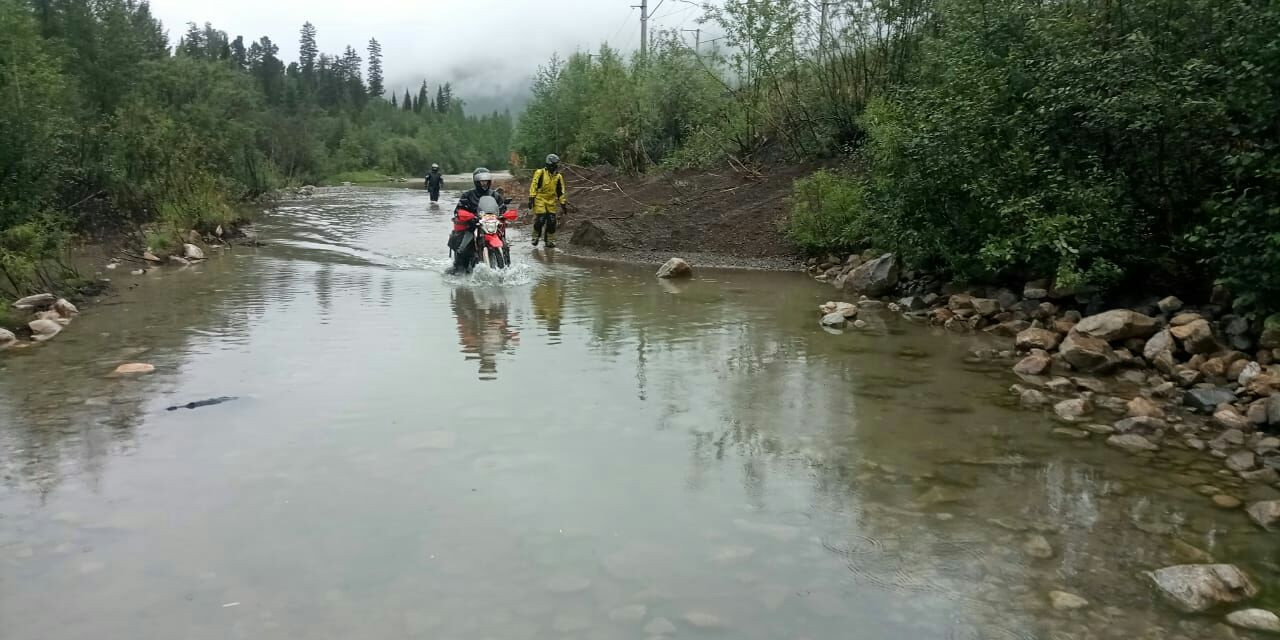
left=416, top=81, right=428, bottom=114
left=366, top=38, right=384, bottom=98
left=402, top=89, right=412, bottom=111
left=391, top=93, right=397, bottom=108
left=299, top=22, right=318, bottom=83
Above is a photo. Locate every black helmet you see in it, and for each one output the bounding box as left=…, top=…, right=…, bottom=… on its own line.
left=473, top=167, right=493, bottom=192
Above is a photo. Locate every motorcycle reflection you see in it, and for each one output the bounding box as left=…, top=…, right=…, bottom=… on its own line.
left=451, top=287, right=520, bottom=380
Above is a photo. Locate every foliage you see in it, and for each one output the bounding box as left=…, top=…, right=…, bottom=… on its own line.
left=785, top=170, right=869, bottom=254
left=0, top=0, right=513, bottom=292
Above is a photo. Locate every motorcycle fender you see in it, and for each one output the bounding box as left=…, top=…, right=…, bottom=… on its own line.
left=486, top=234, right=504, bottom=249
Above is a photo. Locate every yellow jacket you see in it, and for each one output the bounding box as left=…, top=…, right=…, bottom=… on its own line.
left=529, top=167, right=566, bottom=214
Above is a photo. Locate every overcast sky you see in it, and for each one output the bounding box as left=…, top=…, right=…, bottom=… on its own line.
left=148, top=0, right=711, bottom=113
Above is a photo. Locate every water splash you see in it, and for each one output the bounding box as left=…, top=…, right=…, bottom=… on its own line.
left=442, top=262, right=537, bottom=287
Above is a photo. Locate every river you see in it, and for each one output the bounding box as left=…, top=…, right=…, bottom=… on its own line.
left=1, top=187, right=1275, bottom=639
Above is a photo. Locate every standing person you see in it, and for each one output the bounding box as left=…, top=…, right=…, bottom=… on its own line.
left=528, top=154, right=567, bottom=248
left=425, top=163, right=444, bottom=202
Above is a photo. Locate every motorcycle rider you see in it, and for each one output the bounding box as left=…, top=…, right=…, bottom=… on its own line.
left=528, top=153, right=567, bottom=248
left=425, top=163, right=444, bottom=202
left=448, top=167, right=507, bottom=273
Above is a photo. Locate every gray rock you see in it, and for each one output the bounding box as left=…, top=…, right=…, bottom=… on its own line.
left=1054, top=397, right=1093, bottom=422
left=1049, top=591, right=1090, bottom=611
left=1226, top=451, right=1257, bottom=473
left=1225, top=609, right=1280, bottom=634
left=1128, top=396, right=1165, bottom=419
left=1051, top=427, right=1090, bottom=439
left=53, top=298, right=78, bottom=317
left=1247, top=500, right=1280, bottom=531
left=1113, top=416, right=1168, bottom=433
left=1239, top=361, right=1264, bottom=387
left=842, top=253, right=899, bottom=296
left=0, top=328, right=15, bottom=347
left=1081, top=423, right=1116, bottom=435
left=971, top=297, right=1000, bottom=316
left=169, top=255, right=191, bottom=266
left=28, top=318, right=61, bottom=342
left=1214, top=407, right=1251, bottom=431
left=1107, top=434, right=1159, bottom=454
left=1185, top=388, right=1237, bottom=413
left=657, top=257, right=693, bottom=279
left=1046, top=376, right=1075, bottom=393
left=1143, top=330, right=1175, bottom=361
left=1268, top=394, right=1280, bottom=426
left=985, top=319, right=1030, bottom=337
left=1146, top=564, right=1259, bottom=613
left=1240, top=468, right=1279, bottom=484
left=1060, top=332, right=1120, bottom=373
left=1019, top=388, right=1051, bottom=408
left=897, top=296, right=928, bottom=311
left=182, top=243, right=205, bottom=260
left=1158, top=296, right=1184, bottom=314
left=820, top=312, right=847, bottom=328
left=1016, top=328, right=1060, bottom=351
left=1075, top=309, right=1159, bottom=342
left=1013, top=351, right=1052, bottom=376
left=1024, top=281, right=1049, bottom=300
left=11, top=293, right=55, bottom=310
left=1023, top=534, right=1054, bottom=559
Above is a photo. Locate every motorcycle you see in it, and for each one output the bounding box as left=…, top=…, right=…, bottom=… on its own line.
left=451, top=195, right=518, bottom=273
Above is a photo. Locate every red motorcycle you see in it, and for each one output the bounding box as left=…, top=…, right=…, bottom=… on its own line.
left=452, top=195, right=519, bottom=273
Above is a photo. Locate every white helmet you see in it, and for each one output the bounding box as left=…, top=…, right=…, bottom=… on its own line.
left=545, top=153, right=560, bottom=166
left=431, top=163, right=439, bottom=170
left=473, top=167, right=493, bottom=190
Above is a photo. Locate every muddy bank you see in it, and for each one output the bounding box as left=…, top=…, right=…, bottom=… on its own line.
left=501, top=164, right=810, bottom=269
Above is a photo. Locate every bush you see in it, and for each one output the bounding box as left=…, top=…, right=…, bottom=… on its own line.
left=785, top=170, right=870, bottom=254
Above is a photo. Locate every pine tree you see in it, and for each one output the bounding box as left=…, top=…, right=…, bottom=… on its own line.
left=402, top=89, right=412, bottom=111
left=416, top=81, right=428, bottom=114
left=230, top=35, right=247, bottom=70
left=366, top=38, right=384, bottom=98
left=436, top=85, right=446, bottom=113
left=179, top=22, right=204, bottom=58
left=299, top=22, right=318, bottom=83
left=391, top=93, right=398, bottom=108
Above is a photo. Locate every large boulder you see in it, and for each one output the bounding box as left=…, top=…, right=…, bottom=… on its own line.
left=0, top=328, right=16, bottom=348
left=1146, top=565, right=1259, bottom=613
left=1016, top=328, right=1060, bottom=351
left=183, top=243, right=205, bottom=260
left=841, top=253, right=899, bottom=297
left=1171, top=319, right=1220, bottom=355
left=656, top=258, right=693, bottom=279
left=1269, top=394, right=1280, bottom=427
left=53, top=298, right=78, bottom=319
left=1075, top=309, right=1158, bottom=342
left=1260, top=314, right=1280, bottom=349
left=570, top=220, right=613, bottom=249
left=1060, top=332, right=1120, bottom=373
left=11, top=293, right=55, bottom=310
left=1247, top=500, right=1280, bottom=531
left=28, top=318, right=62, bottom=342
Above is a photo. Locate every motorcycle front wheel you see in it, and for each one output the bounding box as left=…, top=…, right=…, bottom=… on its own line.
left=487, top=247, right=507, bottom=270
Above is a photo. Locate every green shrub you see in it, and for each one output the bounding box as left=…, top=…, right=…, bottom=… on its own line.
left=785, top=170, right=871, bottom=254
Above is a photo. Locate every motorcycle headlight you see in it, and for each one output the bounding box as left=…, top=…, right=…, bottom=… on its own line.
left=481, top=218, right=499, bottom=234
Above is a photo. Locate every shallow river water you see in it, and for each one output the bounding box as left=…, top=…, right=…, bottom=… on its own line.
left=2, top=187, right=1277, bottom=640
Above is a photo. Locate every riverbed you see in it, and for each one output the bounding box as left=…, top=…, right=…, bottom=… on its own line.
left=1, top=187, right=1275, bottom=639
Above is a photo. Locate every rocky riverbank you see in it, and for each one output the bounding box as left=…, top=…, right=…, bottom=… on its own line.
left=811, top=250, right=1280, bottom=629
left=2, top=223, right=250, bottom=350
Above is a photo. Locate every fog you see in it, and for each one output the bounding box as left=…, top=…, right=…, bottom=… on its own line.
left=147, top=0, right=710, bottom=114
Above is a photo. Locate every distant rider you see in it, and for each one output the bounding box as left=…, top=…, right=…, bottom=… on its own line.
left=425, top=163, right=444, bottom=202
left=528, top=154, right=567, bottom=248
left=448, top=167, right=506, bottom=272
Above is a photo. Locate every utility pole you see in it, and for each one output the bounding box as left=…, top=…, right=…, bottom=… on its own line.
left=682, top=27, right=701, bottom=52
left=638, top=0, right=649, bottom=57
left=818, top=1, right=831, bottom=52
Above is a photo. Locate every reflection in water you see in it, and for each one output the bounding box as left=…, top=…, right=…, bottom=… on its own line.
left=0, top=186, right=1274, bottom=640
left=450, top=286, right=520, bottom=380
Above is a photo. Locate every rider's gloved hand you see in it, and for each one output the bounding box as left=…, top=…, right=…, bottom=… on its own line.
left=527, top=197, right=535, bottom=210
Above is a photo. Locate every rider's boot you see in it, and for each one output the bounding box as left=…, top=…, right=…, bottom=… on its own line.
left=545, top=233, right=556, bottom=249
